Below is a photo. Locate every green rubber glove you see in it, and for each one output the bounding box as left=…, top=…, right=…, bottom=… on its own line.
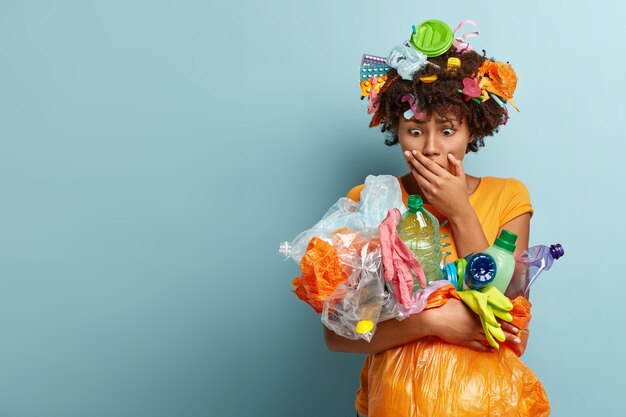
left=481, top=285, right=513, bottom=311
left=458, top=286, right=514, bottom=349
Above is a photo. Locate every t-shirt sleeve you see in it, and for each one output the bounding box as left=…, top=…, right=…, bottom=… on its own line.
left=500, top=178, right=533, bottom=226
left=346, top=184, right=365, bottom=202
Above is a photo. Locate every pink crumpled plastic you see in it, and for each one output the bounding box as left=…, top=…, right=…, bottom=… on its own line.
left=378, top=208, right=426, bottom=309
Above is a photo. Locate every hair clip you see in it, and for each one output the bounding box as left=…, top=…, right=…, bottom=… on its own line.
left=401, top=94, right=425, bottom=120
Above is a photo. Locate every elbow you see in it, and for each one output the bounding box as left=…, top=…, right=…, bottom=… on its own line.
left=323, top=327, right=376, bottom=354
left=323, top=327, right=342, bottom=352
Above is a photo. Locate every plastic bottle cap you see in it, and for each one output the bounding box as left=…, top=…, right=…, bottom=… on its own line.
left=465, top=253, right=497, bottom=288
left=550, top=243, right=565, bottom=259
left=407, top=194, right=423, bottom=212
left=278, top=242, right=290, bottom=257
left=494, top=229, right=518, bottom=253
left=444, top=262, right=457, bottom=289
left=410, top=20, right=454, bottom=57
left=455, top=257, right=467, bottom=290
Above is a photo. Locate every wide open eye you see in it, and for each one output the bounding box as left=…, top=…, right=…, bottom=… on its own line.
left=442, top=127, right=456, bottom=137
left=409, top=128, right=422, bottom=136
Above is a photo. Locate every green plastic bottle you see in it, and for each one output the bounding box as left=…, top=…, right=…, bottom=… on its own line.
left=484, top=230, right=518, bottom=293
left=397, top=195, right=443, bottom=290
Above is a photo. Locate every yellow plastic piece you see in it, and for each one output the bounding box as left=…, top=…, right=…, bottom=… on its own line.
left=447, top=57, right=461, bottom=72
left=356, top=320, right=374, bottom=334
left=419, top=74, right=438, bottom=83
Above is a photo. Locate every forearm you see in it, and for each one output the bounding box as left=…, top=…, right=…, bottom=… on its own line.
left=448, top=204, right=490, bottom=258
left=324, top=312, right=432, bottom=354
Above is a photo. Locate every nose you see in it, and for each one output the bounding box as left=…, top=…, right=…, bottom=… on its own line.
left=421, top=132, right=440, bottom=157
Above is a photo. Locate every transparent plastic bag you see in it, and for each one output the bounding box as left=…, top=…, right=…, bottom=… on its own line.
left=378, top=280, right=452, bottom=322
left=280, top=175, right=405, bottom=263
left=322, top=241, right=385, bottom=342
left=292, top=219, right=451, bottom=341
left=317, top=224, right=449, bottom=341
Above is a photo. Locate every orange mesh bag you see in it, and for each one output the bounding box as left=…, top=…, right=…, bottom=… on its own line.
left=291, top=237, right=347, bottom=313
left=355, top=285, right=549, bottom=417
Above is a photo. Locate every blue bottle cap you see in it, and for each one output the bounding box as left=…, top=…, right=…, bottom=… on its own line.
left=464, top=253, right=497, bottom=290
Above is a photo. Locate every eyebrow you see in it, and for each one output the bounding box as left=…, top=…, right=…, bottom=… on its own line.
left=408, top=118, right=456, bottom=125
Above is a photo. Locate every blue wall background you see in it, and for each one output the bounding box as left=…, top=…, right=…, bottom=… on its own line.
left=0, top=1, right=623, bottom=416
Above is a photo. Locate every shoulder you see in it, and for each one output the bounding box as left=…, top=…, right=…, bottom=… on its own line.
left=481, top=176, right=531, bottom=196
left=346, top=184, right=365, bottom=202
left=479, top=176, right=533, bottom=222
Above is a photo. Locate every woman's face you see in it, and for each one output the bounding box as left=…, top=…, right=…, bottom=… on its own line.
left=397, top=113, right=473, bottom=174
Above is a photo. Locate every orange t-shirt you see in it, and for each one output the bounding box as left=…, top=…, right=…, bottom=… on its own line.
left=347, top=176, right=533, bottom=416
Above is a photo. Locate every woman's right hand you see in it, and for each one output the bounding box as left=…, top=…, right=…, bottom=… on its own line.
left=421, top=298, right=497, bottom=352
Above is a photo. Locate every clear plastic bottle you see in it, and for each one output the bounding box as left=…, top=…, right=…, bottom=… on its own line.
left=397, top=194, right=442, bottom=290
left=484, top=230, right=518, bottom=293
left=278, top=228, right=329, bottom=263
left=505, top=243, right=565, bottom=298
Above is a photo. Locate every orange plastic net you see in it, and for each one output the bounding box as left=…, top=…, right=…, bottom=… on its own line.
left=291, top=237, right=347, bottom=313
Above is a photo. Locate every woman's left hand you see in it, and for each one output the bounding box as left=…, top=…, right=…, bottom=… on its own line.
left=500, top=321, right=529, bottom=357
left=405, top=150, right=471, bottom=220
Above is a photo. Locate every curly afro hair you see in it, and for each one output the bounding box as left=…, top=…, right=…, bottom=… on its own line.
left=375, top=47, right=510, bottom=153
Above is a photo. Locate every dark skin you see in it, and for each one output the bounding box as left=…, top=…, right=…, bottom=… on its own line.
left=325, top=114, right=529, bottom=356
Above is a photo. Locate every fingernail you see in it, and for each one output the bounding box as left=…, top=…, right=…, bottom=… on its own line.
left=513, top=337, right=521, bottom=344
left=412, top=150, right=418, bottom=155
left=404, top=151, right=411, bottom=158
left=512, top=327, right=519, bottom=334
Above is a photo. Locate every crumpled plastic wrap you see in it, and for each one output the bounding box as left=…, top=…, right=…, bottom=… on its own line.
left=356, top=285, right=550, bottom=417
left=322, top=238, right=385, bottom=341
left=281, top=175, right=405, bottom=263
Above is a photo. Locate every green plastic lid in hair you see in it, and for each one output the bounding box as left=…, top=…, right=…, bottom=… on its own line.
left=407, top=194, right=423, bottom=212
left=410, top=20, right=454, bottom=57
left=494, top=229, right=518, bottom=253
